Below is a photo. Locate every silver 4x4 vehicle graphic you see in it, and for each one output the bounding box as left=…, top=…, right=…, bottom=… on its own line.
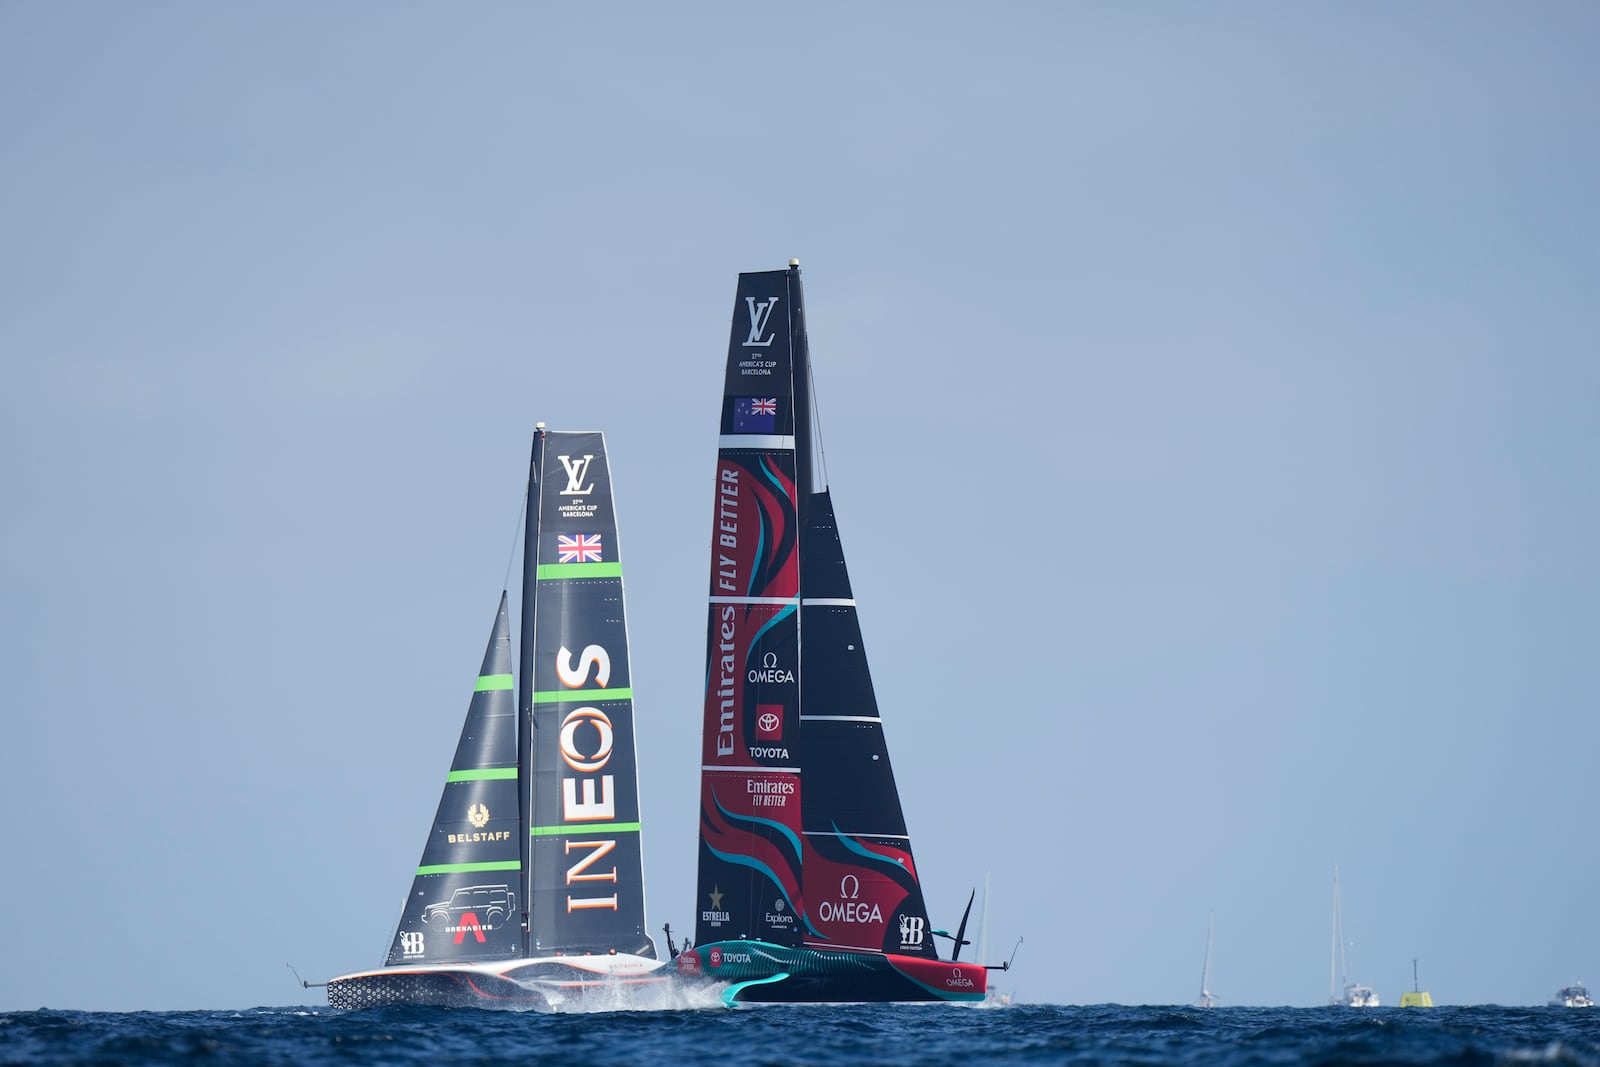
left=422, top=884, right=516, bottom=928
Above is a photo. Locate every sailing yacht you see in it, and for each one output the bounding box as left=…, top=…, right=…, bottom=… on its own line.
left=675, top=261, right=992, bottom=1004
left=1328, top=866, right=1378, bottom=1007
left=325, top=428, right=665, bottom=1009
left=1197, top=912, right=1219, bottom=1008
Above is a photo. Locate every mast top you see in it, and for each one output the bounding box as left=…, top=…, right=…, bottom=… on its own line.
left=789, top=258, right=800, bottom=267
left=535, top=421, right=546, bottom=430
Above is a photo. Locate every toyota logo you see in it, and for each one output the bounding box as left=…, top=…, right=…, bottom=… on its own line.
left=758, top=712, right=780, bottom=732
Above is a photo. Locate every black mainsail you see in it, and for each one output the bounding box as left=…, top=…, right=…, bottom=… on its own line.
left=680, top=263, right=987, bottom=1004
left=522, top=431, right=654, bottom=957
left=327, top=428, right=661, bottom=1009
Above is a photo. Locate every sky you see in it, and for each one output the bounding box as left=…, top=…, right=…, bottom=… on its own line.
left=2, top=2, right=1596, bottom=1013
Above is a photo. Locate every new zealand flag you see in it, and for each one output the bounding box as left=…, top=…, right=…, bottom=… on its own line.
left=733, top=396, right=778, bottom=433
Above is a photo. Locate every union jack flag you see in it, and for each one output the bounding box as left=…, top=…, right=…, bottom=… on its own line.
left=751, top=397, right=777, bottom=416
left=556, top=533, right=603, bottom=564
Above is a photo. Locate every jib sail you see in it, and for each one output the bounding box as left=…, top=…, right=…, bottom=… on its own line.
left=385, top=593, right=523, bottom=965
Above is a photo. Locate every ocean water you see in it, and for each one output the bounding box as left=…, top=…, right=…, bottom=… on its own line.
left=2, top=1004, right=1597, bottom=1066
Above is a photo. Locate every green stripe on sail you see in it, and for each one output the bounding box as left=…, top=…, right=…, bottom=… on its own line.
left=475, top=673, right=514, bottom=691
left=537, top=562, right=623, bottom=579
left=446, top=767, right=518, bottom=782
left=416, top=860, right=522, bottom=875
left=529, top=822, right=642, bottom=837
left=532, top=687, right=633, bottom=704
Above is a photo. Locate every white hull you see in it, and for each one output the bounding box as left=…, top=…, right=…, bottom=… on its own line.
left=1549, top=985, right=1595, bottom=1008
left=327, top=953, right=667, bottom=1009
left=1333, top=984, right=1379, bottom=1008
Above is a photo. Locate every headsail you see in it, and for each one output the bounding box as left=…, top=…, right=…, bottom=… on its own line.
left=797, top=489, right=935, bottom=958
left=385, top=594, right=522, bottom=965
left=522, top=430, right=655, bottom=958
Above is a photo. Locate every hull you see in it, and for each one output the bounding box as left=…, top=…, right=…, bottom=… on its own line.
left=328, top=953, right=667, bottom=1010
left=676, top=940, right=986, bottom=1006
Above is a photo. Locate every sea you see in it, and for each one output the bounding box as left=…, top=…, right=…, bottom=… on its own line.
left=3, top=1003, right=1597, bottom=1067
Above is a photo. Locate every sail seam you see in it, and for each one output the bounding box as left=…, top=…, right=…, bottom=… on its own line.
left=531, top=687, right=634, bottom=703
left=447, top=768, right=518, bottom=781
left=702, top=764, right=801, bottom=773
left=474, top=673, right=514, bottom=691
left=707, top=596, right=799, bottom=606
left=802, top=831, right=910, bottom=840
left=718, top=434, right=795, bottom=450
left=536, top=562, right=622, bottom=579
left=416, top=860, right=522, bottom=875
left=528, top=821, right=641, bottom=837
left=800, top=598, right=855, bottom=607
left=799, top=715, right=879, bottom=723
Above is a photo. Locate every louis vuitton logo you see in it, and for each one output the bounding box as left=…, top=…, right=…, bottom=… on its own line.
left=743, top=296, right=780, bottom=348
left=557, top=454, right=595, bottom=496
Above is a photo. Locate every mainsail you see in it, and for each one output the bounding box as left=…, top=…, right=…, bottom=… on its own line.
left=521, top=430, right=654, bottom=958
left=687, top=263, right=981, bottom=1002
left=328, top=428, right=658, bottom=1009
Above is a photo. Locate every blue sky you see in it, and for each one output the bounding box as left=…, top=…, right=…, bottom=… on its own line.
left=2, top=2, right=1596, bottom=1011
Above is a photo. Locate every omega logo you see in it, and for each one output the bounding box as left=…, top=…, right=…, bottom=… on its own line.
left=747, top=651, right=794, bottom=685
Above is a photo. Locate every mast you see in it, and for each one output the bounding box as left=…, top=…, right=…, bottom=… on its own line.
left=517, top=423, right=546, bottom=956
left=1330, top=866, right=1339, bottom=1002
left=788, top=260, right=815, bottom=500
left=1199, top=911, right=1214, bottom=1004
left=978, top=871, right=991, bottom=967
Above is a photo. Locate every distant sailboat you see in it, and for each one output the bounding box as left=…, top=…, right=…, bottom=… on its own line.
left=1329, top=867, right=1378, bottom=1007
left=1197, top=912, right=1218, bottom=1008
left=977, top=872, right=1015, bottom=1006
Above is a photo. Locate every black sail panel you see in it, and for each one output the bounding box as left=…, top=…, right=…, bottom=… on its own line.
left=798, top=490, right=936, bottom=959
left=386, top=594, right=522, bottom=965
left=696, top=269, right=808, bottom=948
left=526, top=431, right=655, bottom=958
